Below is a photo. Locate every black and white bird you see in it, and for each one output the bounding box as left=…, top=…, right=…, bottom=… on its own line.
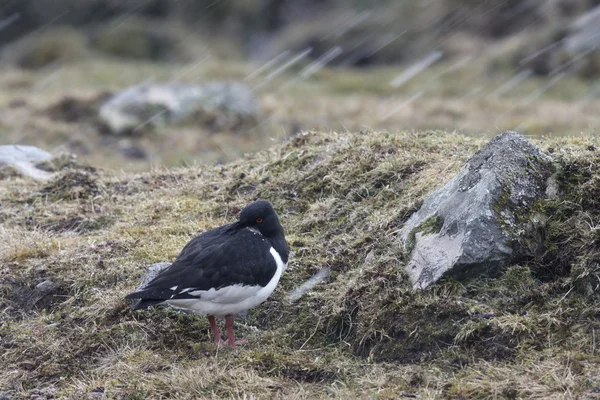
left=125, top=200, right=289, bottom=347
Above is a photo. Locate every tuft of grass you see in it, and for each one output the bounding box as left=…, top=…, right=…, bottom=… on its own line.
left=40, top=170, right=105, bottom=201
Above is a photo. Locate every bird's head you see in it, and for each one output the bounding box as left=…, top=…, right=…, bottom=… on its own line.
left=238, top=200, right=284, bottom=237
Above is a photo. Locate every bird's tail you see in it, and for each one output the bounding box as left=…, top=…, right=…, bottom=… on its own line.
left=125, top=291, right=164, bottom=310
left=131, top=299, right=164, bottom=310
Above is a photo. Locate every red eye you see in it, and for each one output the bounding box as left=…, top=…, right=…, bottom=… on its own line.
left=256, top=217, right=263, bottom=223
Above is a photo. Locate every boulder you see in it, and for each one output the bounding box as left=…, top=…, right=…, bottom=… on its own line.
left=400, top=131, right=553, bottom=289
left=99, top=82, right=259, bottom=135
left=0, top=145, right=53, bottom=181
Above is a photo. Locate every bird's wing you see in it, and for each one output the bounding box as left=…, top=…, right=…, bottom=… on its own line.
left=125, top=228, right=278, bottom=302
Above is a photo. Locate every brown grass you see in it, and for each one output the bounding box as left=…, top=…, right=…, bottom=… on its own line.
left=0, top=53, right=598, bottom=174
left=1, top=129, right=599, bottom=398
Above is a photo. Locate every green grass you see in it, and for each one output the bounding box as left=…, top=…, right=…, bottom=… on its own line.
left=1, top=130, right=599, bottom=398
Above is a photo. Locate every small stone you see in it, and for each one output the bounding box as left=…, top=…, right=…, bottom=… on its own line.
left=36, top=280, right=55, bottom=294
left=26, top=280, right=57, bottom=309
left=545, top=177, right=560, bottom=199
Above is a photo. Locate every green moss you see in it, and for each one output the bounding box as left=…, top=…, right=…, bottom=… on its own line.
left=416, top=215, right=444, bottom=235
left=406, top=215, right=444, bottom=253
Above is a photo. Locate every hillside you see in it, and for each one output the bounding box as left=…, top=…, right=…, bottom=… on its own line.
left=1, top=130, right=599, bottom=399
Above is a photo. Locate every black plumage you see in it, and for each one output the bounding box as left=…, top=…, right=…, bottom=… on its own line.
left=125, top=200, right=289, bottom=347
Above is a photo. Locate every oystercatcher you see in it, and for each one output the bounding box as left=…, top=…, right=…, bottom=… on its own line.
left=125, top=200, right=289, bottom=347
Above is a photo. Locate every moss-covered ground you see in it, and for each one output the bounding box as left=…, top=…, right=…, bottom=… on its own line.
left=1, top=130, right=599, bottom=399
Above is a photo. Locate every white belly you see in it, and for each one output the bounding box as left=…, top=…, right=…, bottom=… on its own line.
left=165, top=247, right=286, bottom=317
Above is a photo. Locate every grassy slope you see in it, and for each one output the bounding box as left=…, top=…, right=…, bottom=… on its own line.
left=1, top=130, right=599, bottom=399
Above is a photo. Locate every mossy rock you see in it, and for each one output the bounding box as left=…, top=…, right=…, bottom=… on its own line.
left=400, top=132, right=553, bottom=289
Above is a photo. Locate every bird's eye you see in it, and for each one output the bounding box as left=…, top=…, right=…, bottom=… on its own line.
left=256, top=217, right=263, bottom=223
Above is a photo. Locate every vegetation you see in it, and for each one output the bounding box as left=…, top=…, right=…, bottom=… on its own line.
left=3, top=27, right=89, bottom=70
left=91, top=18, right=193, bottom=62
left=1, top=129, right=599, bottom=398
left=0, top=53, right=598, bottom=174
left=0, top=2, right=599, bottom=398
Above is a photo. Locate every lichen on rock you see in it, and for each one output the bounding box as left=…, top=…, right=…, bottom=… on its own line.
left=400, top=131, right=553, bottom=289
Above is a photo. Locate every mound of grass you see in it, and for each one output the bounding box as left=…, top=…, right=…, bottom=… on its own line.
left=92, top=18, right=190, bottom=62
left=3, top=26, right=88, bottom=70
left=0, top=130, right=599, bottom=398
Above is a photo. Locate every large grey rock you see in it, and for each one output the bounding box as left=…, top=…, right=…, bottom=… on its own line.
left=99, top=82, right=259, bottom=134
left=0, top=145, right=53, bottom=181
left=400, top=132, right=552, bottom=289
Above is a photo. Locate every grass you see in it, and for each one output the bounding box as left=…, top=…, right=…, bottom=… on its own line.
left=0, top=51, right=599, bottom=173
left=1, top=129, right=599, bottom=398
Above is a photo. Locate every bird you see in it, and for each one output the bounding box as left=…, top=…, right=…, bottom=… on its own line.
left=125, top=200, right=289, bottom=347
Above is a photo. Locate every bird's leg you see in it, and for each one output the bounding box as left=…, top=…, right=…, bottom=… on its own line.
left=225, top=315, right=236, bottom=347
left=207, top=315, right=222, bottom=346
left=225, top=315, right=248, bottom=347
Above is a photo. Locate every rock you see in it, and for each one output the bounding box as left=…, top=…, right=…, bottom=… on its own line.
left=98, top=82, right=259, bottom=135
left=0, top=145, right=53, bottom=181
left=400, top=131, right=552, bottom=289
left=35, top=280, right=55, bottom=294
left=132, top=262, right=171, bottom=307
left=135, top=262, right=172, bottom=292
left=26, top=280, right=57, bottom=309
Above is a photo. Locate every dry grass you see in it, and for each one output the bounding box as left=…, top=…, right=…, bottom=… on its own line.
left=0, top=53, right=598, bottom=173
left=1, top=129, right=599, bottom=398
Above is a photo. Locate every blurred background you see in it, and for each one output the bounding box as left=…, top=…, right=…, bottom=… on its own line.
left=0, top=0, right=599, bottom=171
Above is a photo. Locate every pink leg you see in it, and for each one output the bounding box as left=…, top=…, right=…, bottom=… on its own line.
left=225, top=315, right=248, bottom=347
left=207, top=315, right=222, bottom=345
